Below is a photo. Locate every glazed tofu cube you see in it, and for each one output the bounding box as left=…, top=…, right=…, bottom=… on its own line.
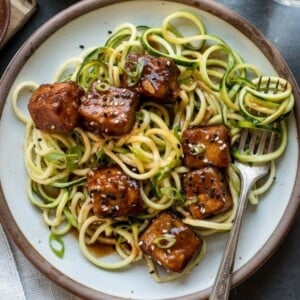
left=140, top=212, right=202, bottom=273
left=182, top=167, right=233, bottom=219
left=28, top=81, right=84, bottom=133
left=87, top=166, right=142, bottom=218
left=79, top=81, right=139, bottom=136
left=122, top=53, right=180, bottom=103
left=182, top=125, right=231, bottom=169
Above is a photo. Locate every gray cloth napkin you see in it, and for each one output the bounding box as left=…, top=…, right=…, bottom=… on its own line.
left=0, top=222, right=78, bottom=300
left=0, top=223, right=26, bottom=300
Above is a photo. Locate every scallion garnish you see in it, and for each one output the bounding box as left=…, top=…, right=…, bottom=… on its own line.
left=49, top=232, right=65, bottom=258
left=95, top=82, right=110, bottom=92
left=189, top=143, right=206, bottom=155
left=44, top=145, right=83, bottom=171
left=159, top=187, right=185, bottom=204
left=153, top=234, right=176, bottom=249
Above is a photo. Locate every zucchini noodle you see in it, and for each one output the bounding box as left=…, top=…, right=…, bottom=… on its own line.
left=12, top=12, right=294, bottom=281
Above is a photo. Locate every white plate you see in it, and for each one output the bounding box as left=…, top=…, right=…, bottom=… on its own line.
left=0, top=1, right=299, bottom=299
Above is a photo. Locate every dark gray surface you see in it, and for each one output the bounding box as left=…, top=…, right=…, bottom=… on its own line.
left=0, top=0, right=299, bottom=299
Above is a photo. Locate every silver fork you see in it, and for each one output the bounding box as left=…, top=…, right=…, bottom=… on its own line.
left=209, top=78, right=280, bottom=300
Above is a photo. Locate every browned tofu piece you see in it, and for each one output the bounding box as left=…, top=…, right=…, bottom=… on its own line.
left=140, top=212, right=202, bottom=273
left=182, top=167, right=233, bottom=219
left=28, top=81, right=84, bottom=133
left=79, top=81, right=139, bottom=136
left=87, top=166, right=142, bottom=218
left=182, top=125, right=231, bottom=169
left=122, top=53, right=180, bottom=103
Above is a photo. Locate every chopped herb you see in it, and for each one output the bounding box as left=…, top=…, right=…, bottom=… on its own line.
left=189, top=143, right=206, bottom=155
left=44, top=145, right=83, bottom=171
left=153, top=234, right=176, bottom=249
left=49, top=232, right=65, bottom=258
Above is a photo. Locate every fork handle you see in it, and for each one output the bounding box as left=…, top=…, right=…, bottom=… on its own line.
left=209, top=176, right=253, bottom=300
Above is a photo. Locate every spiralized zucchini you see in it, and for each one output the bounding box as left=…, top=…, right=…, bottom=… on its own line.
left=12, top=11, right=294, bottom=281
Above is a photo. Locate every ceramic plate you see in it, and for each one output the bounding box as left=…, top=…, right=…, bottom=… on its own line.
left=0, top=0, right=10, bottom=45
left=0, top=1, right=299, bottom=299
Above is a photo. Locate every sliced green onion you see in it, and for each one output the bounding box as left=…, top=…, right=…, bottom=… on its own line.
left=151, top=166, right=172, bottom=197
left=153, top=234, right=176, bottom=249
left=44, top=145, right=83, bottom=171
left=44, top=152, right=66, bottom=162
left=189, top=143, right=206, bottom=155
left=160, top=187, right=184, bottom=204
left=94, top=82, right=110, bottom=92
left=49, top=232, right=65, bottom=258
left=66, top=145, right=83, bottom=171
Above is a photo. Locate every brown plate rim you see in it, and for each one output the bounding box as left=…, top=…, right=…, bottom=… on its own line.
left=0, top=0, right=10, bottom=45
left=0, top=0, right=300, bottom=299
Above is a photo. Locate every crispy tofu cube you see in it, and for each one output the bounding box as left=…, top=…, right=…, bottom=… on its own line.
left=182, top=167, right=233, bottom=219
left=87, top=166, right=142, bottom=218
left=122, top=53, right=180, bottom=103
left=79, top=81, right=139, bottom=136
left=182, top=125, right=231, bottom=168
left=28, top=81, right=84, bottom=133
left=140, top=212, right=202, bottom=273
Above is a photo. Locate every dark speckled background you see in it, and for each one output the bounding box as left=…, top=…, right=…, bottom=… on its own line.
left=0, top=1, right=299, bottom=299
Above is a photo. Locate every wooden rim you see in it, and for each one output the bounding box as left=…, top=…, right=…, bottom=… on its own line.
left=0, top=0, right=10, bottom=45
left=0, top=0, right=299, bottom=299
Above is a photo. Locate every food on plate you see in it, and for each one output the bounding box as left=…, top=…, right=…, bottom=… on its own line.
left=182, top=124, right=231, bottom=168
left=79, top=81, right=140, bottom=136
left=182, top=167, right=233, bottom=219
left=87, top=166, right=142, bottom=218
left=28, top=81, right=84, bottom=133
left=122, top=53, right=180, bottom=103
left=12, top=11, right=294, bottom=282
left=140, top=212, right=203, bottom=273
